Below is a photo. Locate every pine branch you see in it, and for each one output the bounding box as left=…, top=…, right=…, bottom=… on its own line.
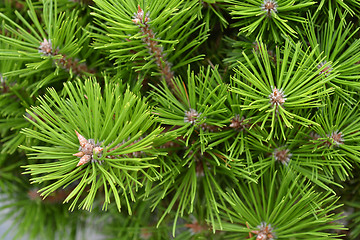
left=150, top=66, right=229, bottom=152
left=131, top=5, right=174, bottom=88
left=1, top=0, right=359, bottom=238
left=231, top=40, right=334, bottom=140
left=225, top=0, right=315, bottom=42
left=20, top=78, right=164, bottom=213
left=91, top=0, right=208, bottom=85
left=298, top=12, right=360, bottom=103
left=0, top=0, right=97, bottom=93
left=214, top=170, right=346, bottom=239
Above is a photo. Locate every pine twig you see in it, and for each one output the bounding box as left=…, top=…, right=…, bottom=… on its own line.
left=132, top=5, right=174, bottom=89
left=38, top=39, right=95, bottom=76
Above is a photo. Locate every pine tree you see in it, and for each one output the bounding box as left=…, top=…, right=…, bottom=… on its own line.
left=1, top=0, right=360, bottom=239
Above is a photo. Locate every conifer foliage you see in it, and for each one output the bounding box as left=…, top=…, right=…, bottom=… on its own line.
left=1, top=0, right=360, bottom=239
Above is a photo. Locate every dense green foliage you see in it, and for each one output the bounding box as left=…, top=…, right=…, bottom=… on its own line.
left=1, top=0, right=360, bottom=239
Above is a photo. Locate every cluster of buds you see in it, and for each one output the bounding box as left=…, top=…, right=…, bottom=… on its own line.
left=317, top=61, right=333, bottom=76
left=73, top=130, right=104, bottom=166
left=326, top=131, right=344, bottom=147
left=230, top=114, right=251, bottom=131
left=73, top=131, right=148, bottom=166
left=132, top=5, right=150, bottom=25
left=38, top=39, right=53, bottom=56
left=261, top=0, right=278, bottom=17
left=273, top=147, right=292, bottom=165
left=132, top=5, right=174, bottom=87
left=38, top=39, right=94, bottom=75
left=309, top=130, right=344, bottom=148
left=184, top=108, right=218, bottom=132
left=184, top=108, right=201, bottom=124
left=269, top=86, right=286, bottom=108
left=251, top=222, right=276, bottom=240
